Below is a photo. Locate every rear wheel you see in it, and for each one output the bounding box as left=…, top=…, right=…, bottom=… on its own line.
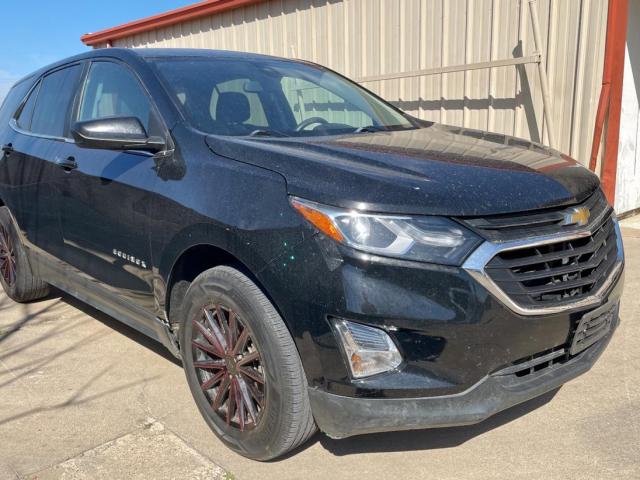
left=179, top=266, right=316, bottom=460
left=0, top=207, right=49, bottom=302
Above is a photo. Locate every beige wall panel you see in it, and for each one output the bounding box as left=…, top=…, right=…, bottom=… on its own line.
left=488, top=0, right=519, bottom=137
left=547, top=0, right=580, bottom=155
left=417, top=0, right=443, bottom=123
left=464, top=0, right=492, bottom=130
left=570, top=0, right=608, bottom=164
left=514, top=0, right=547, bottom=145
left=440, top=0, right=466, bottom=127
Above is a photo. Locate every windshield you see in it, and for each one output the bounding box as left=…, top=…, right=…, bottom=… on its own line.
left=151, top=57, right=417, bottom=137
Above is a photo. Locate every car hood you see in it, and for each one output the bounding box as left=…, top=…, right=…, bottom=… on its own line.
left=205, top=124, right=600, bottom=216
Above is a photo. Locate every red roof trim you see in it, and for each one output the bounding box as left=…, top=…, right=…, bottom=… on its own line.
left=81, top=0, right=265, bottom=46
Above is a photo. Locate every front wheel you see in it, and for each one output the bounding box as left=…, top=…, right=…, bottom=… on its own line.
left=179, top=266, right=316, bottom=460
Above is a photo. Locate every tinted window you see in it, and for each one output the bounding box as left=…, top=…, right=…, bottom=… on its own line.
left=31, top=65, right=82, bottom=138
left=210, top=78, right=268, bottom=127
left=16, top=82, right=40, bottom=130
left=78, top=62, right=151, bottom=131
left=0, top=80, right=31, bottom=129
left=280, top=76, right=373, bottom=127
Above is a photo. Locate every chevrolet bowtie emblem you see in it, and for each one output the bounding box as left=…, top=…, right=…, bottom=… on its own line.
left=563, top=206, right=591, bottom=227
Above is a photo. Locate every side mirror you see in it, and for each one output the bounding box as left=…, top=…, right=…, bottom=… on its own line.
left=71, top=117, right=166, bottom=153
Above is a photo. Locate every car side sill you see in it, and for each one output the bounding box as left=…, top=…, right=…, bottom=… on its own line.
left=34, top=251, right=181, bottom=358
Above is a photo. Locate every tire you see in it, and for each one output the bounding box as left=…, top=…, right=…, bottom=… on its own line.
left=0, top=206, right=49, bottom=302
left=179, top=266, right=316, bottom=460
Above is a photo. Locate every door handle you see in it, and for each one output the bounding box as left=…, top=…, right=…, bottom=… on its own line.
left=56, top=156, right=78, bottom=172
left=1, top=143, right=13, bottom=156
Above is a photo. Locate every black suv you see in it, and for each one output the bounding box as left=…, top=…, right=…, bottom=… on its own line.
left=0, top=49, right=624, bottom=460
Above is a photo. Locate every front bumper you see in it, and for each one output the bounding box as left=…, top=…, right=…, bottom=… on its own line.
left=259, top=206, right=625, bottom=437
left=309, top=313, right=618, bottom=439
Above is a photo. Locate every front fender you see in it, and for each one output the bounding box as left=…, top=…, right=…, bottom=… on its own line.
left=147, top=135, right=307, bottom=318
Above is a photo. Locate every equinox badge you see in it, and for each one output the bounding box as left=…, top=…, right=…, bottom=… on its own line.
left=113, top=249, right=148, bottom=269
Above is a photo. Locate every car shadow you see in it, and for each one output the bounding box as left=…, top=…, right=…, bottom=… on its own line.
left=49, top=287, right=182, bottom=367
left=0, top=289, right=166, bottom=429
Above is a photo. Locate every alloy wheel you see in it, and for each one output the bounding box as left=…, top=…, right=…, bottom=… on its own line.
left=191, top=304, right=266, bottom=431
left=0, top=226, right=16, bottom=287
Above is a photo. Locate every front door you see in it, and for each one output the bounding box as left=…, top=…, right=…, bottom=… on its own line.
left=59, top=60, right=164, bottom=313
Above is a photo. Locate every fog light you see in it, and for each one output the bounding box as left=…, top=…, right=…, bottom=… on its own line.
left=333, top=319, right=402, bottom=378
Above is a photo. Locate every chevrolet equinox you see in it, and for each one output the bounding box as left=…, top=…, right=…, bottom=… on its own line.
left=0, top=49, right=624, bottom=460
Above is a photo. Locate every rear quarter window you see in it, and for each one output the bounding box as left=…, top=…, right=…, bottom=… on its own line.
left=15, top=82, right=40, bottom=131
left=0, top=80, right=31, bottom=130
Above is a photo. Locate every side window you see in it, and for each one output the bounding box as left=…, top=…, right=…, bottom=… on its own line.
left=78, top=62, right=152, bottom=132
left=31, top=65, right=82, bottom=138
left=16, top=82, right=40, bottom=131
left=0, top=81, right=31, bottom=129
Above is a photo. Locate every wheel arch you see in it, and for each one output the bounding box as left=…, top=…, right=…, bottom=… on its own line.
left=163, top=242, right=283, bottom=329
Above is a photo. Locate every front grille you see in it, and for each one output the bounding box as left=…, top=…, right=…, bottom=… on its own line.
left=484, top=214, right=619, bottom=308
left=459, top=189, right=609, bottom=242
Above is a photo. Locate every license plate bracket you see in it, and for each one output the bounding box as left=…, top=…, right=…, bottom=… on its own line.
left=569, top=303, right=617, bottom=356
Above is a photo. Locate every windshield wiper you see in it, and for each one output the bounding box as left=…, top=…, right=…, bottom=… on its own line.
left=385, top=123, right=419, bottom=131
left=354, top=125, right=386, bottom=133
left=249, top=129, right=288, bottom=138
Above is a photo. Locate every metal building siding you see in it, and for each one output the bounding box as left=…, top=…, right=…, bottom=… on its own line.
left=112, top=0, right=607, bottom=166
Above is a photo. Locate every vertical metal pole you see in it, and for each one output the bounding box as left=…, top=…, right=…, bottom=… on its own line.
left=528, top=0, right=557, bottom=149
left=599, top=0, right=629, bottom=204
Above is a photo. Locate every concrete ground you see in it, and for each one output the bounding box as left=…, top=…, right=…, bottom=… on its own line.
left=1, top=223, right=639, bottom=480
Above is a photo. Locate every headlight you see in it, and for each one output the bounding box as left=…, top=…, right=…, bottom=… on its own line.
left=290, top=197, right=481, bottom=265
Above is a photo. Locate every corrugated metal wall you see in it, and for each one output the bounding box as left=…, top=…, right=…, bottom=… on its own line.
left=110, top=0, right=608, bottom=167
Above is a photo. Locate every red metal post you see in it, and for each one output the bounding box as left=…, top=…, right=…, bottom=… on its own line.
left=589, top=84, right=610, bottom=171
left=589, top=0, right=629, bottom=205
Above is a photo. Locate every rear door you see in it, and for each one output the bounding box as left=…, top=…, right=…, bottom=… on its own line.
left=4, top=64, right=83, bottom=264
left=58, top=60, right=165, bottom=313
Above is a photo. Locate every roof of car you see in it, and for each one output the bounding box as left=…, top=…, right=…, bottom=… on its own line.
left=14, top=48, right=304, bottom=86
left=131, top=48, right=281, bottom=60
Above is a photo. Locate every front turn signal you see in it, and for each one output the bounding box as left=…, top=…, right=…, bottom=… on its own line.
left=290, top=198, right=344, bottom=242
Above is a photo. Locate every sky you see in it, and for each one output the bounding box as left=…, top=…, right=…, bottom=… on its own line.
left=0, top=0, right=194, bottom=102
